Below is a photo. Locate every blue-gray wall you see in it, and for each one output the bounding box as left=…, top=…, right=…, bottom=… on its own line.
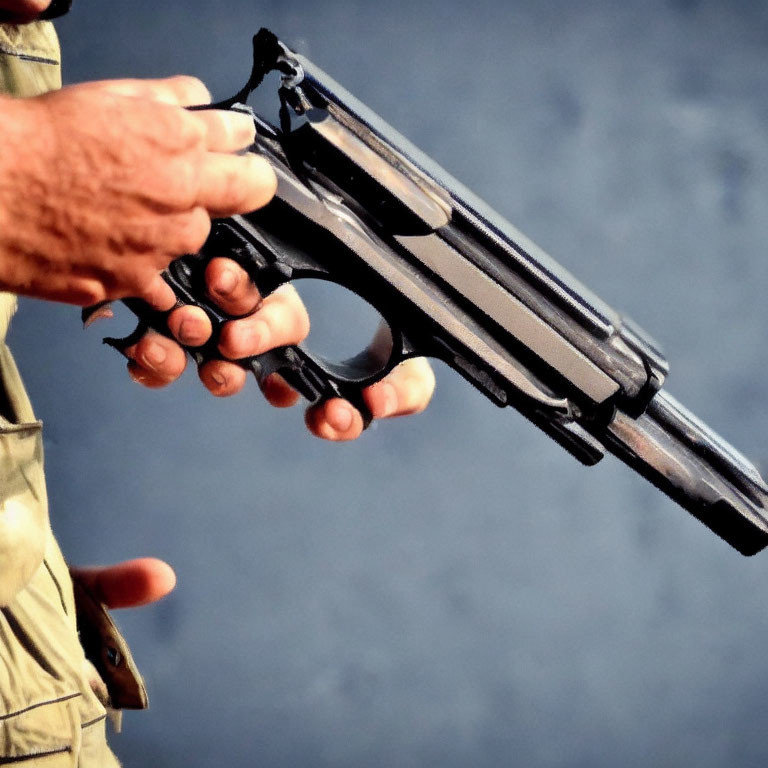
left=9, top=1, right=768, bottom=765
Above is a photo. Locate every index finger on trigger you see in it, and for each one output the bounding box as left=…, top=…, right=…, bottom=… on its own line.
left=205, top=257, right=262, bottom=317
left=194, top=109, right=256, bottom=153
left=86, top=76, right=212, bottom=106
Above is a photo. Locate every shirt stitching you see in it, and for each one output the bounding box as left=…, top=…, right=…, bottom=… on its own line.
left=81, top=714, right=107, bottom=729
left=0, top=746, right=71, bottom=763
left=43, top=560, right=68, bottom=616
left=0, top=692, right=81, bottom=721
left=0, top=45, right=58, bottom=65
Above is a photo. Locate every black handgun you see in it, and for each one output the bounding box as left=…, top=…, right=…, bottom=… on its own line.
left=89, top=29, right=768, bottom=555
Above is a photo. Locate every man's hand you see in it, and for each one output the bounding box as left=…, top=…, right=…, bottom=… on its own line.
left=0, top=72, right=433, bottom=438
left=125, top=258, right=437, bottom=441
left=0, top=76, right=275, bottom=308
left=70, top=557, right=176, bottom=610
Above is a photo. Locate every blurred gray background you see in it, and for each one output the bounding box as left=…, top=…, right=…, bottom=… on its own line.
left=9, top=0, right=768, bottom=765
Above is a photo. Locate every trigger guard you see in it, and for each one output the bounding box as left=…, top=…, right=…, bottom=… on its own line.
left=102, top=320, right=152, bottom=357
left=247, top=345, right=375, bottom=428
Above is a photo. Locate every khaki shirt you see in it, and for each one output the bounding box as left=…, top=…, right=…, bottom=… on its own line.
left=0, top=21, right=145, bottom=767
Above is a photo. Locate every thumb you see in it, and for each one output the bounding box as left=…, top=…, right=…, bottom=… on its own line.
left=70, top=557, right=177, bottom=609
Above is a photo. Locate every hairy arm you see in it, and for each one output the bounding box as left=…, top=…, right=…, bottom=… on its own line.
left=0, top=77, right=273, bottom=307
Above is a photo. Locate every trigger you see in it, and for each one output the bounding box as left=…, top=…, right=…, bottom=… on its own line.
left=249, top=347, right=374, bottom=429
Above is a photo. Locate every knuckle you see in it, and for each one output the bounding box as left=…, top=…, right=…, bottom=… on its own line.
left=216, top=322, right=241, bottom=359
left=405, top=367, right=436, bottom=414
left=168, top=76, right=211, bottom=106
left=179, top=112, right=208, bottom=149
left=246, top=155, right=278, bottom=210
left=221, top=316, right=267, bottom=359
left=72, top=280, right=107, bottom=307
left=218, top=162, right=245, bottom=211
left=147, top=107, right=206, bottom=155
left=110, top=264, right=155, bottom=300
left=174, top=208, right=211, bottom=255
left=274, top=284, right=310, bottom=341
left=212, top=111, right=250, bottom=149
left=148, top=103, right=200, bottom=148
left=252, top=306, right=280, bottom=344
left=144, top=276, right=176, bottom=311
left=128, top=267, right=160, bottom=298
left=160, top=160, right=199, bottom=211
left=210, top=155, right=277, bottom=215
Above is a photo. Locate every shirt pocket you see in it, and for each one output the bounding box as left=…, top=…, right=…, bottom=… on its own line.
left=0, top=552, right=109, bottom=765
left=0, top=563, right=99, bottom=765
left=0, top=691, right=81, bottom=765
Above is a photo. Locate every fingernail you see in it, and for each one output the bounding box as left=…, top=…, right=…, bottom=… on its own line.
left=215, top=268, right=237, bottom=297
left=143, top=341, right=167, bottom=370
left=211, top=371, right=227, bottom=388
left=177, top=320, right=195, bottom=345
left=329, top=403, right=354, bottom=433
left=129, top=366, right=149, bottom=385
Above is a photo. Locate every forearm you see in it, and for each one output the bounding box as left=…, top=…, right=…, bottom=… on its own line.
left=0, top=93, right=58, bottom=298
